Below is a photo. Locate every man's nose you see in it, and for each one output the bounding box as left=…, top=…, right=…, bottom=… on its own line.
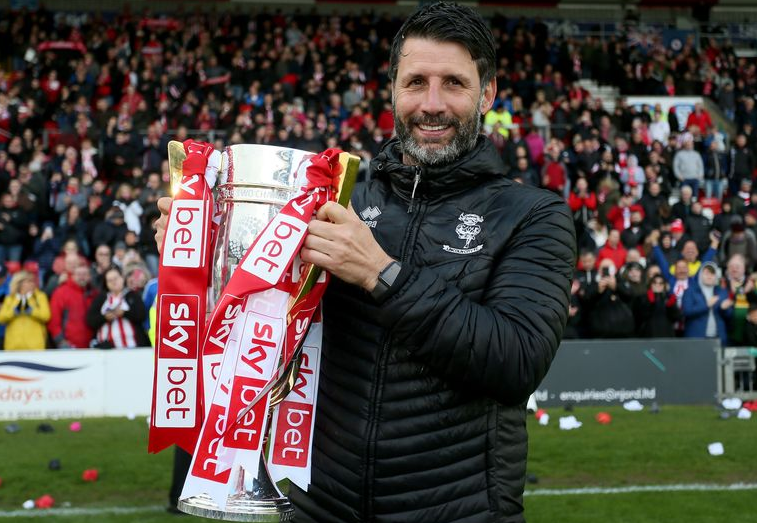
left=419, top=81, right=446, bottom=114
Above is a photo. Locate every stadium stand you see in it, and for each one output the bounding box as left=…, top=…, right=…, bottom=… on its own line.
left=0, top=1, right=756, bottom=390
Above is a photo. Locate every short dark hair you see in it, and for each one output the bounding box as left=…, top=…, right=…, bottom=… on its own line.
left=389, top=2, right=496, bottom=88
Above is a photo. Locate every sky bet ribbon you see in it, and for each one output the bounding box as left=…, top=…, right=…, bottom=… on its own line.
left=149, top=140, right=220, bottom=454
left=180, top=149, right=346, bottom=509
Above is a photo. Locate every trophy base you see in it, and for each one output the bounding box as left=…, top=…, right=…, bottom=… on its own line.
left=178, top=493, right=294, bottom=522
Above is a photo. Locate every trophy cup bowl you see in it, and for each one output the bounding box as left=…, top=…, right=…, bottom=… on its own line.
left=167, top=142, right=358, bottom=521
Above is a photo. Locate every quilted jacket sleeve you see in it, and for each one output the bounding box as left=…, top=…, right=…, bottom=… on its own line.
left=376, top=194, right=575, bottom=406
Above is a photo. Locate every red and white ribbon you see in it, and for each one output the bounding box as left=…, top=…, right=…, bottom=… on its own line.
left=180, top=148, right=343, bottom=509
left=149, top=140, right=221, bottom=454
left=268, top=318, right=323, bottom=490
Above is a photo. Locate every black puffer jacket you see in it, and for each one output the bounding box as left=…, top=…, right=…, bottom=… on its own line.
left=291, top=137, right=576, bottom=523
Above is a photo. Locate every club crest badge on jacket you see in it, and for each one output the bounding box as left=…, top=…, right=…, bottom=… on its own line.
left=443, top=213, right=484, bottom=255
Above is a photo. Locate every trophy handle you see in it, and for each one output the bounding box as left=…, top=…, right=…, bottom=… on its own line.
left=289, top=151, right=360, bottom=304
left=167, top=140, right=186, bottom=195
left=167, top=140, right=226, bottom=194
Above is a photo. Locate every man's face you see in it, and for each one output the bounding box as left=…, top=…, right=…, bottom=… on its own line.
left=580, top=253, right=596, bottom=271
left=682, top=241, right=698, bottom=261
left=73, top=266, right=91, bottom=288
left=675, top=261, right=689, bottom=279
left=392, top=38, right=494, bottom=167
left=608, top=230, right=620, bottom=246
left=701, top=268, right=717, bottom=286
left=728, top=257, right=745, bottom=281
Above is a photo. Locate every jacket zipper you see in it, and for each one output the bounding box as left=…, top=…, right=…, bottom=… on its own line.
left=407, top=167, right=422, bottom=213
left=361, top=198, right=426, bottom=520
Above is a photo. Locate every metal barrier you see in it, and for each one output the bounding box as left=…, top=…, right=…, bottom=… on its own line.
left=718, top=347, right=757, bottom=400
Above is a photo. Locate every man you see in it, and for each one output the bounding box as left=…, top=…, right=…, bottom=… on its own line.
left=597, top=228, right=628, bottom=271
left=686, top=200, right=712, bottom=254
left=673, top=136, right=704, bottom=196
left=639, top=181, right=666, bottom=229
left=48, top=263, right=96, bottom=348
left=620, top=209, right=648, bottom=251
left=157, top=4, right=575, bottom=522
left=649, top=106, right=670, bottom=144
left=671, top=184, right=694, bottom=221
left=506, top=155, right=540, bottom=188
left=685, top=102, right=713, bottom=134
left=729, top=133, right=755, bottom=196
left=606, top=191, right=644, bottom=232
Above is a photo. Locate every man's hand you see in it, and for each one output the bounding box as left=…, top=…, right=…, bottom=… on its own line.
left=154, top=197, right=173, bottom=254
left=301, top=202, right=393, bottom=291
left=709, top=231, right=721, bottom=249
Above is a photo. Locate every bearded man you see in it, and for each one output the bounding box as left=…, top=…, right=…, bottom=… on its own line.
left=156, top=3, right=574, bottom=521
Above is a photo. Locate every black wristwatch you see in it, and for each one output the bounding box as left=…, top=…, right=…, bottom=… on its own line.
left=370, top=260, right=402, bottom=301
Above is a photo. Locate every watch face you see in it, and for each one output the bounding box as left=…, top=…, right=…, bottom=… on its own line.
left=371, top=261, right=400, bottom=300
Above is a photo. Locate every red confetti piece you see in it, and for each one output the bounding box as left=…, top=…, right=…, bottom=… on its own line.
left=35, top=494, right=54, bottom=509
left=595, top=412, right=612, bottom=425
left=82, top=469, right=99, bottom=482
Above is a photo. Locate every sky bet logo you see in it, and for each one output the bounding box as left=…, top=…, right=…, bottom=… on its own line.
left=154, top=294, right=200, bottom=428
left=163, top=199, right=206, bottom=268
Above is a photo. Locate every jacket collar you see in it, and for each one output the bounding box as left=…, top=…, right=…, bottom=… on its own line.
left=371, top=136, right=505, bottom=202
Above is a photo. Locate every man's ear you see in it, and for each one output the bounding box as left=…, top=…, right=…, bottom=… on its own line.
left=480, top=78, right=496, bottom=113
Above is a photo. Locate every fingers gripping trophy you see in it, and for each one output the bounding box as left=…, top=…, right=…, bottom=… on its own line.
left=149, top=139, right=359, bottom=521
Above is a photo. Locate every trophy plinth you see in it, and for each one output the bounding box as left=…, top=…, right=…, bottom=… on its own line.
left=179, top=458, right=293, bottom=522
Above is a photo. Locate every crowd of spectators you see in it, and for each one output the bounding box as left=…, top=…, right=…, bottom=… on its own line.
left=0, top=6, right=757, bottom=352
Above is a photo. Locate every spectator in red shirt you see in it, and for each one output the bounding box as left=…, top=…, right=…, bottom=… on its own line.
left=541, top=143, right=569, bottom=197
left=567, top=177, right=597, bottom=238
left=606, top=191, right=644, bottom=232
left=117, top=85, right=145, bottom=116
left=49, top=263, right=96, bottom=348
left=686, top=103, right=713, bottom=134
left=597, top=228, right=628, bottom=271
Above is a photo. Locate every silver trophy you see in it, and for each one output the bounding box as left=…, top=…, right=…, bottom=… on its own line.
left=167, top=142, right=358, bottom=521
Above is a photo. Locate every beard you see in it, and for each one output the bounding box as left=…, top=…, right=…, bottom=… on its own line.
left=393, top=95, right=483, bottom=167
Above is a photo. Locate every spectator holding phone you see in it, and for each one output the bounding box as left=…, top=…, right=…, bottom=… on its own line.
left=633, top=274, right=680, bottom=337
left=582, top=259, right=634, bottom=338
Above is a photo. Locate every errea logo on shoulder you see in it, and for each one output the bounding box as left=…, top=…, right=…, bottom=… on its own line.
left=360, top=206, right=381, bottom=228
